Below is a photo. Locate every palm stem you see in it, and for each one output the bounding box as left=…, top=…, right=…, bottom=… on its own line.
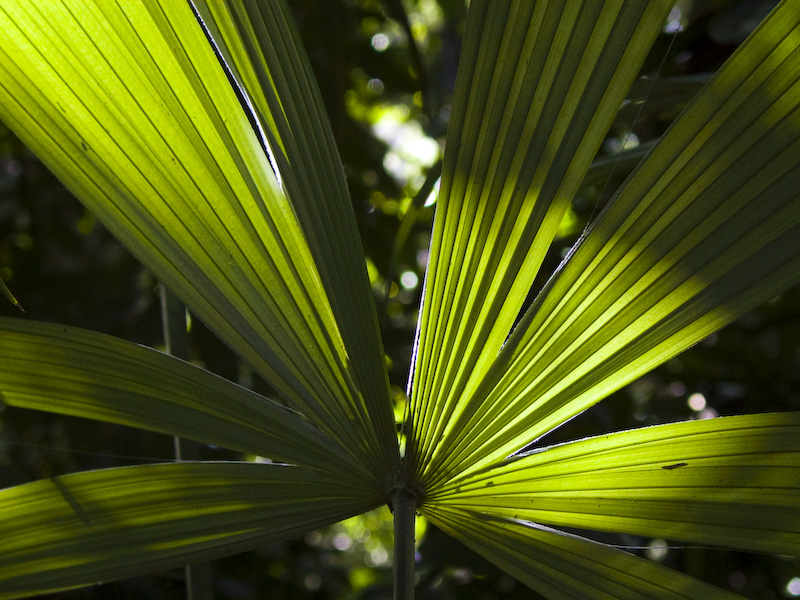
left=392, top=486, right=417, bottom=600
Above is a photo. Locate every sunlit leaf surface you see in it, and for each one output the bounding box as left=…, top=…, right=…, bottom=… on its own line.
left=429, top=413, right=800, bottom=555
left=416, top=0, right=800, bottom=484
left=0, top=462, right=381, bottom=599
left=0, top=0, right=391, bottom=481
left=0, top=0, right=798, bottom=598
left=192, top=0, right=399, bottom=470
left=0, top=318, right=371, bottom=478
left=425, top=507, right=744, bottom=600
left=407, top=0, right=674, bottom=483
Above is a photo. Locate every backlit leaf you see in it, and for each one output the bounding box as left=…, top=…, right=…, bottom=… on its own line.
left=407, top=0, right=674, bottom=482
left=0, top=462, right=381, bottom=599
left=425, top=507, right=743, bottom=600
left=0, top=1, right=392, bottom=479
left=191, top=0, right=399, bottom=471
left=419, top=0, right=800, bottom=482
left=0, top=318, right=369, bottom=479
left=429, top=413, right=800, bottom=556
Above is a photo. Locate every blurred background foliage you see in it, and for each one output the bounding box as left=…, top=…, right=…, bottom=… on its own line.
left=1, top=0, right=799, bottom=598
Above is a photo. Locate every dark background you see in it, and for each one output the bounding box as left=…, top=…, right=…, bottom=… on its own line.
left=1, top=0, right=798, bottom=598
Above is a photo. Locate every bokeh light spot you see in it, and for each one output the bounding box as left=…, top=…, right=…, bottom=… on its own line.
left=687, top=392, right=707, bottom=411
left=400, top=271, right=419, bottom=290
left=371, top=33, right=390, bottom=52
left=645, top=538, right=668, bottom=561
left=788, top=577, right=800, bottom=596
left=368, top=78, right=385, bottom=94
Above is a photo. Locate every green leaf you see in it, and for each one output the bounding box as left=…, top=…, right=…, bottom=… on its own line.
left=0, top=462, right=381, bottom=599
left=418, top=1, right=800, bottom=482
left=0, top=318, right=370, bottom=479
left=425, top=507, right=743, bottom=600
left=191, top=0, right=399, bottom=470
left=0, top=275, right=22, bottom=311
left=0, top=1, right=391, bottom=479
left=429, top=413, right=800, bottom=556
left=406, top=0, right=674, bottom=481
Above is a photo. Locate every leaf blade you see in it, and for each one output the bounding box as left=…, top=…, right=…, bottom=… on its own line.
left=407, top=0, right=673, bottom=481
left=430, top=413, right=800, bottom=556
left=0, top=276, right=22, bottom=311
left=191, top=0, right=399, bottom=470
left=426, top=1, right=800, bottom=480
left=0, top=318, right=370, bottom=478
left=425, top=507, right=744, bottom=600
left=0, top=1, right=387, bottom=477
left=0, top=462, right=380, bottom=599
